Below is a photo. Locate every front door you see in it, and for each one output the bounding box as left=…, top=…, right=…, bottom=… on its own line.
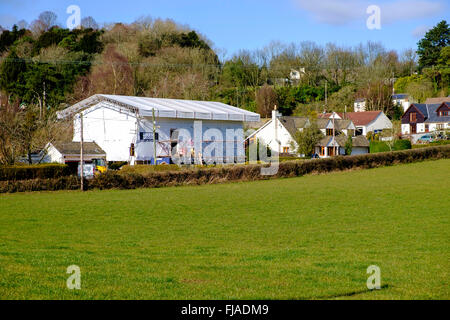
left=410, top=124, right=417, bottom=134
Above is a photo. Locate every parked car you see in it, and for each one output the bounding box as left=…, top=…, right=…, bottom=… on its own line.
left=417, top=134, right=433, bottom=143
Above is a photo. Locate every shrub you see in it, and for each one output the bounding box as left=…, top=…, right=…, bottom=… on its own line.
left=370, top=141, right=390, bottom=153
left=394, top=139, right=412, bottom=151
left=0, top=164, right=71, bottom=181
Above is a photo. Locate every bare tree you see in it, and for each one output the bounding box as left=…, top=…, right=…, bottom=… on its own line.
left=256, top=84, right=277, bottom=117
left=17, top=20, right=28, bottom=30
left=81, top=16, right=99, bottom=30
left=38, top=11, right=58, bottom=31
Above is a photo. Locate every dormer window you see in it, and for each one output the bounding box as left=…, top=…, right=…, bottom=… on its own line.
left=439, top=111, right=448, bottom=116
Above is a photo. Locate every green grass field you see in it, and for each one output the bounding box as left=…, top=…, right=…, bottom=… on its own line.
left=0, top=160, right=449, bottom=300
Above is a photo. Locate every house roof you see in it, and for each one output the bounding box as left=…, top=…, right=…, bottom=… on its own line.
left=319, top=111, right=382, bottom=126
left=409, top=102, right=450, bottom=123
left=57, top=94, right=260, bottom=122
left=317, top=135, right=370, bottom=148
left=424, top=102, right=450, bottom=123
left=424, top=97, right=450, bottom=104
left=279, top=116, right=309, bottom=136
left=50, top=141, right=106, bottom=156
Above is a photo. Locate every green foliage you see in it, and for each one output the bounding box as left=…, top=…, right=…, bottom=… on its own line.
left=275, top=84, right=337, bottom=115
left=119, top=164, right=181, bottom=174
left=393, top=139, right=412, bottom=151
left=370, top=141, right=390, bottom=153
left=371, top=139, right=411, bottom=153
left=0, top=27, right=101, bottom=107
left=292, top=119, right=323, bottom=156
left=138, top=30, right=211, bottom=57
left=345, top=135, right=353, bottom=155
left=0, top=25, right=28, bottom=53
left=0, top=163, right=70, bottom=181
left=412, top=139, right=450, bottom=149
left=417, top=20, right=449, bottom=70
left=0, top=50, right=26, bottom=96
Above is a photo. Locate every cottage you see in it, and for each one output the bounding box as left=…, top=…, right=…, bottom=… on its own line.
left=318, top=111, right=392, bottom=136
left=57, top=94, right=260, bottom=164
left=315, top=135, right=370, bottom=157
left=401, top=102, right=450, bottom=139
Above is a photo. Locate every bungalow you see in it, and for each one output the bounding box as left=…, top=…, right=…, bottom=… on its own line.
left=245, top=109, right=370, bottom=158
left=41, top=141, right=107, bottom=172
left=401, top=102, right=450, bottom=139
left=318, top=111, right=392, bottom=136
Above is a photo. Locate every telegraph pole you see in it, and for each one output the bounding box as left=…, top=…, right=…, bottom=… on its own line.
left=80, top=113, right=84, bottom=191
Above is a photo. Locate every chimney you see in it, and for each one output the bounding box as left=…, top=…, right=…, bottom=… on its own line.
left=272, top=104, right=280, bottom=120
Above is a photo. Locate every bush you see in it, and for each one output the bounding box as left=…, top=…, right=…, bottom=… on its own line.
left=394, top=139, right=412, bottom=151
left=370, top=141, right=390, bottom=153
left=0, top=164, right=71, bottom=181
left=1, top=146, right=449, bottom=193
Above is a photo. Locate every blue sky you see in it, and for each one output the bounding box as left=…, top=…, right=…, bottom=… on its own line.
left=0, top=0, right=448, bottom=56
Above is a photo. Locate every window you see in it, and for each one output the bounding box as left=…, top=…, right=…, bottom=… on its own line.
left=326, top=129, right=333, bottom=136
left=440, top=111, right=449, bottom=116
left=425, top=124, right=429, bottom=132
left=283, top=147, right=289, bottom=153
left=319, top=147, right=325, bottom=156
left=140, top=132, right=158, bottom=142
left=410, top=112, right=417, bottom=122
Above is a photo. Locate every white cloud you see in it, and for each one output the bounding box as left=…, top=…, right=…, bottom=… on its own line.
left=294, top=0, right=444, bottom=26
left=412, top=25, right=431, bottom=38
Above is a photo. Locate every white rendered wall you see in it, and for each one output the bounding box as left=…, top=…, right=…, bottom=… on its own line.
left=73, top=103, right=246, bottom=162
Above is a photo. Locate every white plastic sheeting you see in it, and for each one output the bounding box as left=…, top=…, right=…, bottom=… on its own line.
left=58, top=94, right=260, bottom=122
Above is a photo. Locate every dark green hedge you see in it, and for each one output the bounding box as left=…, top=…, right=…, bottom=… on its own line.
left=1, top=145, right=449, bottom=193
left=0, top=164, right=71, bottom=181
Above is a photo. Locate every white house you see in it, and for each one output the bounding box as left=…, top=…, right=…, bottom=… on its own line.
left=354, top=98, right=366, bottom=112
left=57, top=94, right=260, bottom=165
left=392, top=94, right=411, bottom=113
left=246, top=109, right=369, bottom=158
left=319, top=111, right=392, bottom=136
left=401, top=102, right=450, bottom=140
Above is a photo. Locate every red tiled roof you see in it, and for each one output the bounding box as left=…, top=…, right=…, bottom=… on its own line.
left=318, top=111, right=382, bottom=126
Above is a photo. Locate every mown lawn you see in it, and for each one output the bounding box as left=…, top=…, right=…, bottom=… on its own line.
left=0, top=160, right=448, bottom=300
